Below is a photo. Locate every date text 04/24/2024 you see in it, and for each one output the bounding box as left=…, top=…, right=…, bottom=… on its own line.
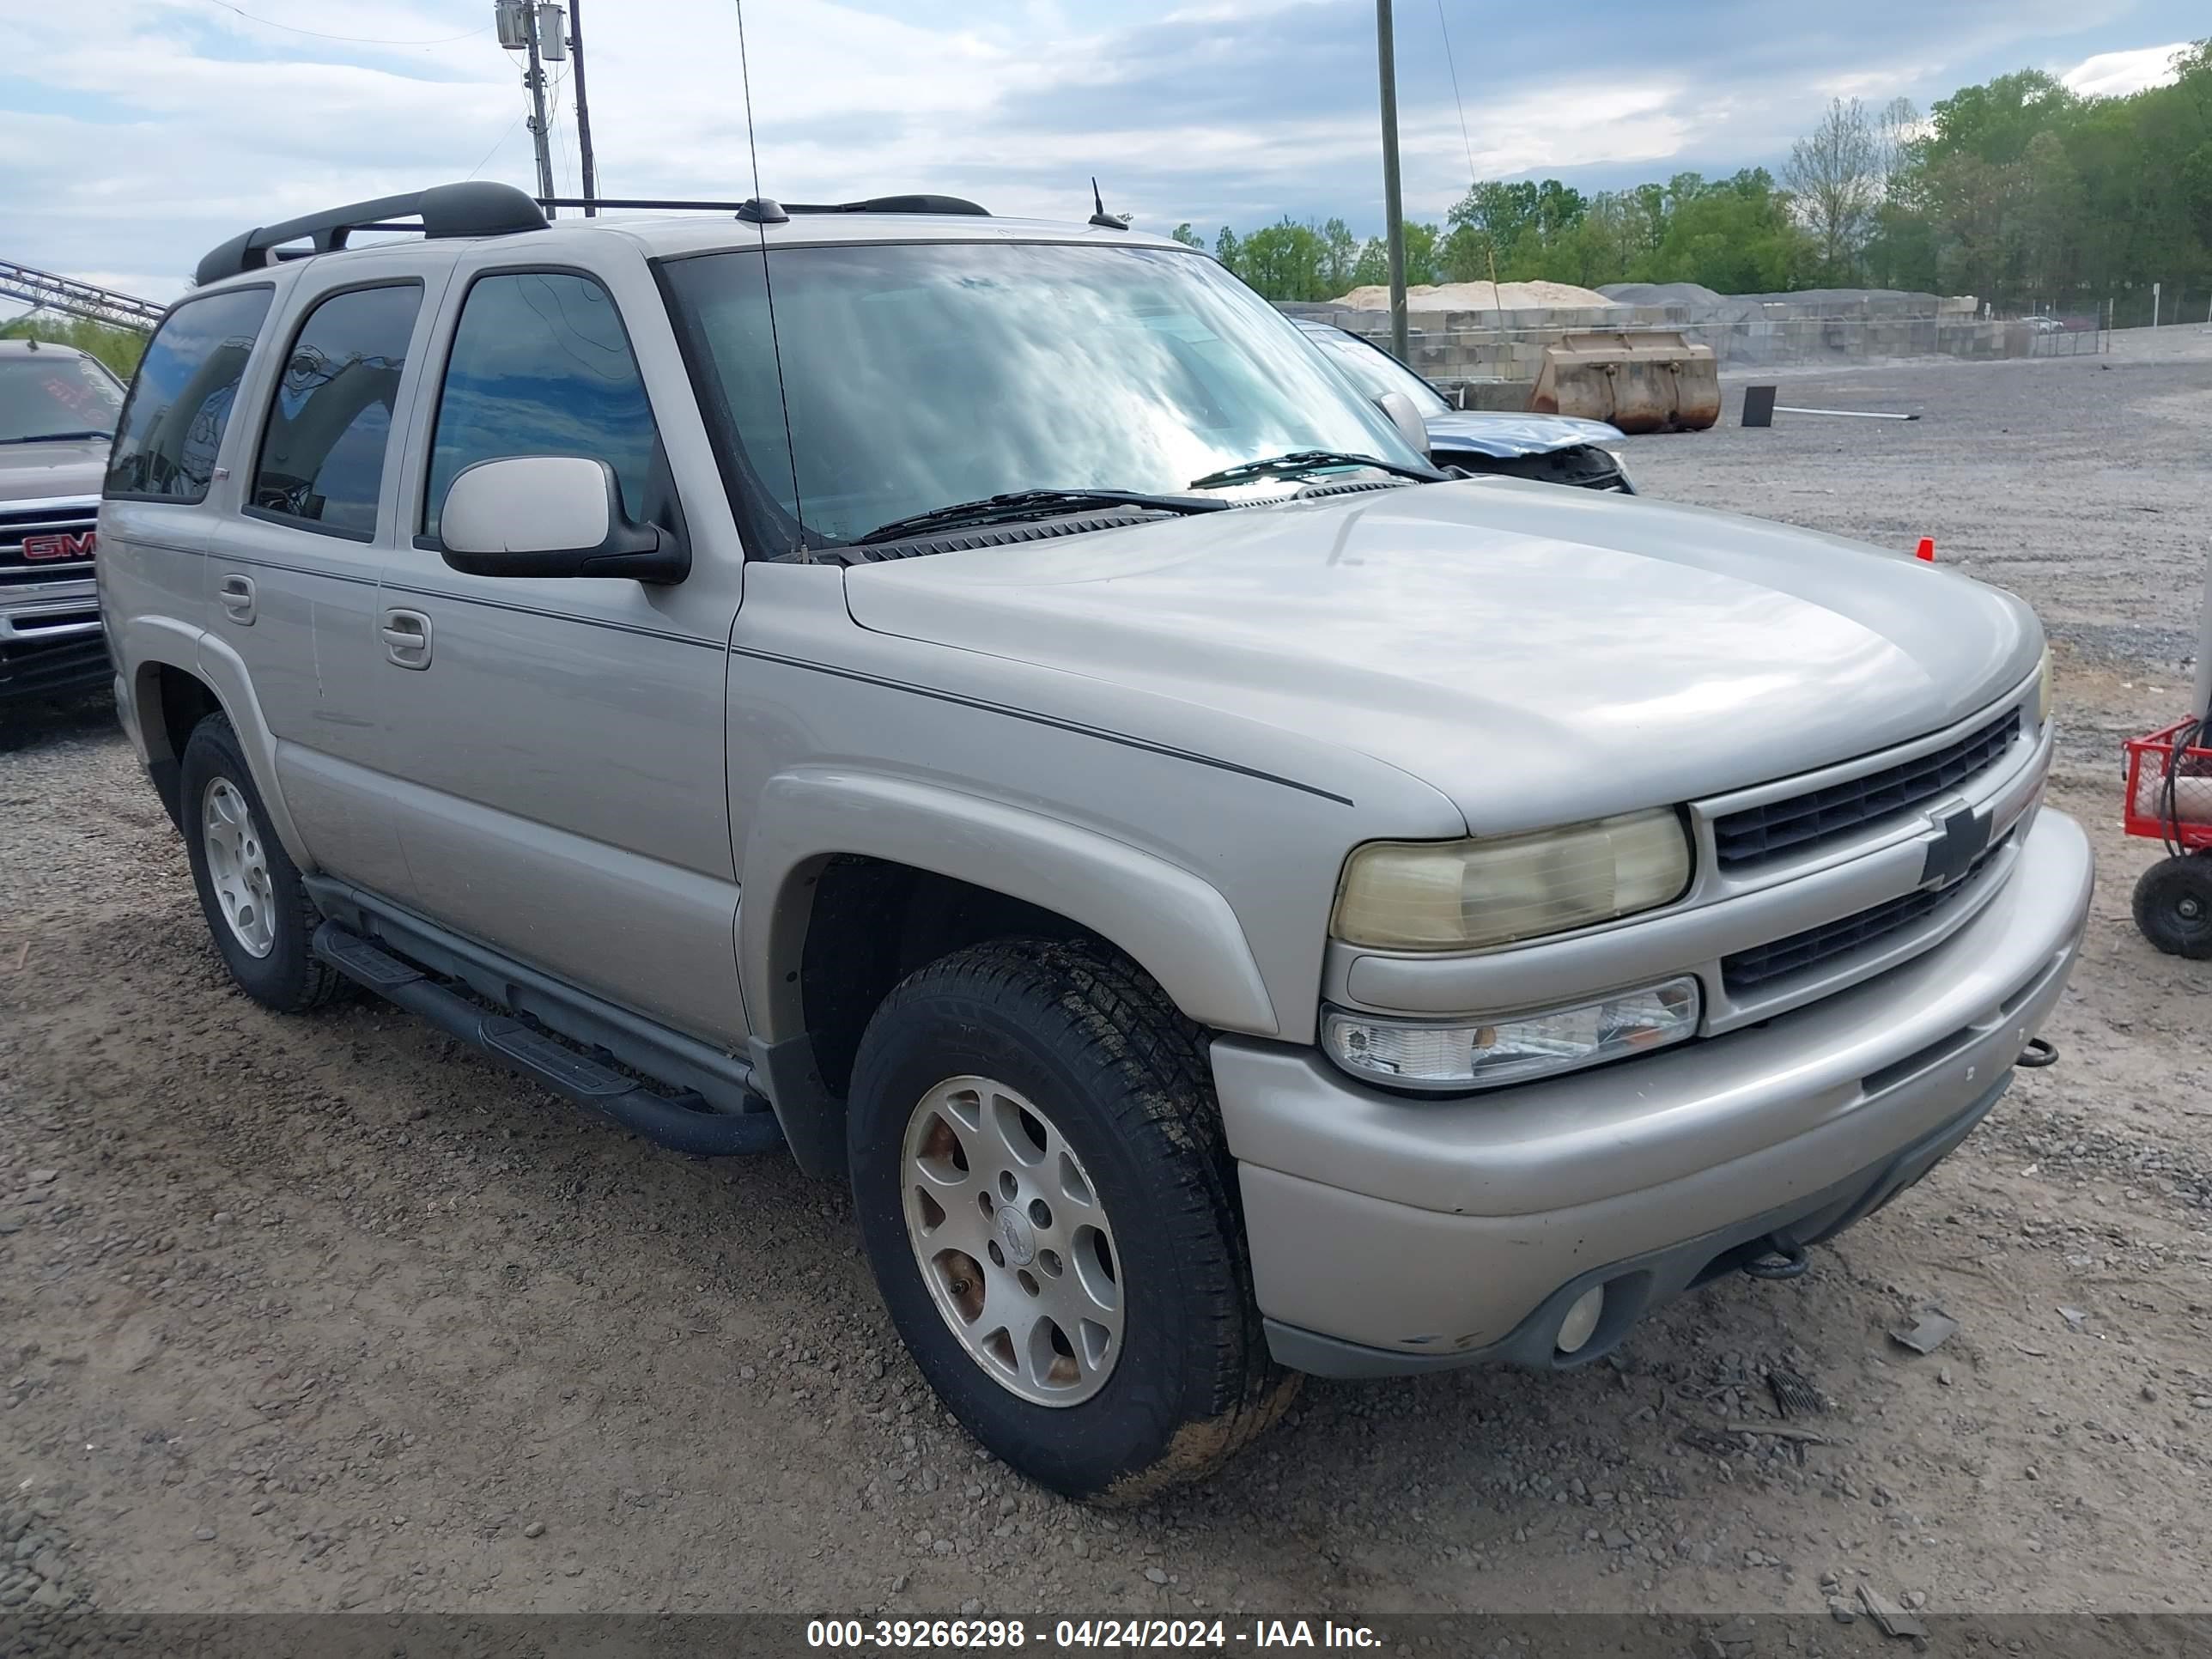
left=805, top=1619, right=1381, bottom=1649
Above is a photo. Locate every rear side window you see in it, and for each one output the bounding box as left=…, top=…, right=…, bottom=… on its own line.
left=105, top=287, right=274, bottom=502
left=250, top=283, right=422, bottom=539
left=422, top=270, right=659, bottom=540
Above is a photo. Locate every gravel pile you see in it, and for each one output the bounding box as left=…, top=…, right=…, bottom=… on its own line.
left=1330, top=278, right=1620, bottom=312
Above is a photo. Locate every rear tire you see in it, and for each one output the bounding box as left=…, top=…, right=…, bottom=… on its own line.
left=179, top=713, right=346, bottom=1012
left=2133, top=854, right=2212, bottom=958
left=847, top=939, right=1294, bottom=1503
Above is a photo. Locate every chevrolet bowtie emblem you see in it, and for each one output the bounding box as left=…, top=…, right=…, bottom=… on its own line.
left=1921, top=803, right=1990, bottom=890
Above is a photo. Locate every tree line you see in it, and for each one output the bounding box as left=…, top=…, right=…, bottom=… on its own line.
left=1182, top=39, right=2212, bottom=315
left=0, top=313, right=147, bottom=378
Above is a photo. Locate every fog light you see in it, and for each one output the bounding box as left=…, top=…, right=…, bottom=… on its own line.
left=1556, top=1285, right=1606, bottom=1355
left=1322, top=976, right=1700, bottom=1091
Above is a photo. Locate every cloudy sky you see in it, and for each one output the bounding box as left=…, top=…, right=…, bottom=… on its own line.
left=0, top=0, right=2200, bottom=303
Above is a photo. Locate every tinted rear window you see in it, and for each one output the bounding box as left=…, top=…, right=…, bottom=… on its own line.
left=105, top=287, right=274, bottom=502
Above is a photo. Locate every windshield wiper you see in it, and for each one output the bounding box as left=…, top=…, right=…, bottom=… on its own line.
left=854, top=488, right=1228, bottom=546
left=1187, top=449, right=1439, bottom=489
left=1, top=428, right=114, bottom=444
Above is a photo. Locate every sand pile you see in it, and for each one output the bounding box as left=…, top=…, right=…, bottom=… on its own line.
left=1330, top=279, right=1620, bottom=312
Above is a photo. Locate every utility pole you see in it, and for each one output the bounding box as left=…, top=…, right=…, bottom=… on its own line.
left=568, top=0, right=599, bottom=215
left=1375, top=0, right=1408, bottom=362
left=523, top=1, right=557, bottom=216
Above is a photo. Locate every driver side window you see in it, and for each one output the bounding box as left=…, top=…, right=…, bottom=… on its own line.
left=422, top=270, right=662, bottom=542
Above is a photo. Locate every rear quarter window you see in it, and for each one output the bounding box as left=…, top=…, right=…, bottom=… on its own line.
left=105, top=287, right=276, bottom=503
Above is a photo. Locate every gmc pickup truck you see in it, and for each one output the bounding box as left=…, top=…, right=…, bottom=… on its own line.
left=3, top=337, right=123, bottom=701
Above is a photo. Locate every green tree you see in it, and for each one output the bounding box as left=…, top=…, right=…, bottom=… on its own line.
left=1233, top=218, right=1316, bottom=299
left=1170, top=222, right=1204, bottom=248
left=0, top=313, right=147, bottom=379
left=1193, top=38, right=2212, bottom=316
left=1320, top=217, right=1358, bottom=294
left=1401, top=222, right=1441, bottom=286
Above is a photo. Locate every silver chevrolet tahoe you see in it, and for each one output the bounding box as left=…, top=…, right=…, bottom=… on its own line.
left=3, top=337, right=125, bottom=702
left=100, top=181, right=2093, bottom=1502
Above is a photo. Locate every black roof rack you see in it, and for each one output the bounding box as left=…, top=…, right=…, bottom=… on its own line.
left=534, top=194, right=990, bottom=222
left=195, top=182, right=546, bottom=288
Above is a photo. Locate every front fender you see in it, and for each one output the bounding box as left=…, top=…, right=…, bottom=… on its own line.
left=739, top=769, right=1279, bottom=1043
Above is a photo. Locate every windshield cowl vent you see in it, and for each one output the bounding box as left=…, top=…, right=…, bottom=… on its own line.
left=1294, top=477, right=1415, bottom=501
left=844, top=507, right=1169, bottom=562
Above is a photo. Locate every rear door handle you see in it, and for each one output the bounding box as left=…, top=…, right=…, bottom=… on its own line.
left=380, top=607, right=432, bottom=669
left=218, top=573, right=256, bottom=626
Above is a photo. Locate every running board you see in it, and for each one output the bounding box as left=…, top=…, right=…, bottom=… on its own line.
left=312, top=923, right=785, bottom=1158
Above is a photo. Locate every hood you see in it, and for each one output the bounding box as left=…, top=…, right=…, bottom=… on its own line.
left=0, top=438, right=109, bottom=505
left=842, top=480, right=2040, bottom=834
left=1422, top=411, right=1623, bottom=459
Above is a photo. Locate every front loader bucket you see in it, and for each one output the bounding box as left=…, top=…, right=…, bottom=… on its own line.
left=1530, top=330, right=1720, bottom=434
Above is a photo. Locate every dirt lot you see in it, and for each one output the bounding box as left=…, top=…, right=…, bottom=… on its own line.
left=3, top=326, right=2211, bottom=1632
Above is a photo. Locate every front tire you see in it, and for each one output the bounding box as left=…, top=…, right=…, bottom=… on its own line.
left=847, top=939, right=1293, bottom=1502
left=179, top=713, right=345, bottom=1012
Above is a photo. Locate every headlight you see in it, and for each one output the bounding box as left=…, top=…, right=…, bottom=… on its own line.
left=1332, top=809, right=1692, bottom=951
left=1603, top=447, right=1634, bottom=491
left=2035, top=646, right=2053, bottom=729
left=1323, top=976, right=1701, bottom=1091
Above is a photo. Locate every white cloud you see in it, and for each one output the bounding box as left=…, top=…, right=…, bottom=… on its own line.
left=2059, top=41, right=2188, bottom=99
left=2, top=0, right=2202, bottom=305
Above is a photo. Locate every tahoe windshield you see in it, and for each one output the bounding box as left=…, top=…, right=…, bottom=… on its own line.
left=662, top=240, right=1426, bottom=553
left=0, top=352, right=126, bottom=444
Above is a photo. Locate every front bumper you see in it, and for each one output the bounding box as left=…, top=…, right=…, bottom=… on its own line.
left=1, top=578, right=105, bottom=702
left=1215, top=807, right=2093, bottom=1376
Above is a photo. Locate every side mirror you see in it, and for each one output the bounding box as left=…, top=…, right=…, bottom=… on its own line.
left=438, top=456, right=688, bottom=584
left=1371, top=389, right=1431, bottom=462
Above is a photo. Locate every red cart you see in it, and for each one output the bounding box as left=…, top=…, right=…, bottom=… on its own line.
left=2124, top=717, right=2212, bottom=956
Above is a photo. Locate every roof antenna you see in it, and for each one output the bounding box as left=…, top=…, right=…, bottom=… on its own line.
left=732, top=0, right=787, bottom=225
left=1088, top=177, right=1127, bottom=231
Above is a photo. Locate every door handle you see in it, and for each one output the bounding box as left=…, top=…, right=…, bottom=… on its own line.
left=380, top=607, right=432, bottom=669
left=218, top=573, right=256, bottom=626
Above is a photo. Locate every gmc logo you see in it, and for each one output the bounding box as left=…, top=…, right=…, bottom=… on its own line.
left=21, top=530, right=95, bottom=562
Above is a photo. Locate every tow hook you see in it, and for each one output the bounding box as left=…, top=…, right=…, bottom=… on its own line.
left=1741, top=1235, right=1810, bottom=1280
left=2017, top=1036, right=2059, bottom=1069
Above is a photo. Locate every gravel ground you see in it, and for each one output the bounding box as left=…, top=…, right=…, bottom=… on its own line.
left=3, top=326, right=2211, bottom=1633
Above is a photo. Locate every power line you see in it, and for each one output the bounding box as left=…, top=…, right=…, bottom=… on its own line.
left=465, top=107, right=529, bottom=179
left=1435, top=0, right=1478, bottom=191
left=191, top=0, right=489, bottom=46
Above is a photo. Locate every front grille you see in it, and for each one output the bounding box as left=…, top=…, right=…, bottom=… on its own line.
left=1723, top=843, right=2004, bottom=993
left=1714, top=709, right=2021, bottom=868
left=0, top=501, right=99, bottom=582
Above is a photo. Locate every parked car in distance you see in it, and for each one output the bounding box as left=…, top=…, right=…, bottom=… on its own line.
left=1294, top=318, right=1635, bottom=492
left=101, top=181, right=2089, bottom=1502
left=2, top=337, right=124, bottom=702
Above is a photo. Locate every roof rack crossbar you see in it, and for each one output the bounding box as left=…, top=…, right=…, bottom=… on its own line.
left=533, top=194, right=989, bottom=218
left=194, top=182, right=547, bottom=288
